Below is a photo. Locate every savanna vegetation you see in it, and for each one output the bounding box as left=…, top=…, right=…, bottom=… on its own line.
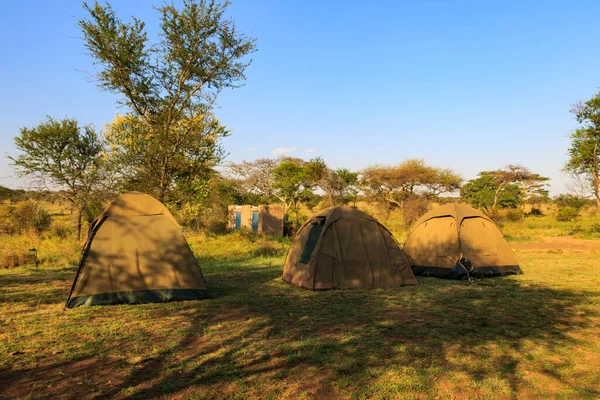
left=1, top=199, right=600, bottom=399
left=1, top=0, right=600, bottom=399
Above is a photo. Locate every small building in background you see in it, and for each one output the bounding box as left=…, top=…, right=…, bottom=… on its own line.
left=227, top=205, right=284, bottom=236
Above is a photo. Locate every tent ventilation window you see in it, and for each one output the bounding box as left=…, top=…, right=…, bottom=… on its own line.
left=299, top=217, right=326, bottom=264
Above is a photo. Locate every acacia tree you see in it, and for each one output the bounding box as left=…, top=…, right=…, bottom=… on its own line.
left=9, top=117, right=106, bottom=241
left=104, top=112, right=228, bottom=205
left=227, top=158, right=279, bottom=201
left=520, top=173, right=550, bottom=205
left=360, top=159, right=462, bottom=207
left=460, top=175, right=523, bottom=210
left=564, top=172, right=593, bottom=199
left=79, top=0, right=256, bottom=202
left=565, top=91, right=600, bottom=210
left=480, top=165, right=549, bottom=210
left=272, top=157, right=326, bottom=210
left=461, top=166, right=549, bottom=211
left=320, top=168, right=359, bottom=207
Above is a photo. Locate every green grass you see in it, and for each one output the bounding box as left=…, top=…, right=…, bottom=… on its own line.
left=1, top=228, right=600, bottom=399
left=501, top=214, right=600, bottom=242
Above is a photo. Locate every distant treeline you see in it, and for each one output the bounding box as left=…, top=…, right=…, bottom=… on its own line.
left=0, top=186, right=51, bottom=203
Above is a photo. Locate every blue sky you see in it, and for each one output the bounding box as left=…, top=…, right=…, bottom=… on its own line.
left=1, top=0, right=599, bottom=194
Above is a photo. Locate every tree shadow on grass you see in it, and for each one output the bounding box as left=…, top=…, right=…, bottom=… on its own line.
left=0, top=267, right=74, bottom=307
left=1, top=249, right=599, bottom=398
left=114, top=264, right=600, bottom=398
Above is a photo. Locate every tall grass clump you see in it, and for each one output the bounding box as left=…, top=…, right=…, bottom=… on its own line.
left=0, top=226, right=80, bottom=269
left=185, top=230, right=289, bottom=262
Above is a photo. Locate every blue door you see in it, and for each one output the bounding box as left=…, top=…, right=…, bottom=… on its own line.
left=235, top=211, right=242, bottom=229
left=251, top=211, right=259, bottom=232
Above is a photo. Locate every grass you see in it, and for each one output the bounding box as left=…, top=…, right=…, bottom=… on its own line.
left=1, top=212, right=600, bottom=398
left=501, top=214, right=600, bottom=242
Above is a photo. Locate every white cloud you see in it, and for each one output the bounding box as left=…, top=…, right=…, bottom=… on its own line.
left=271, top=147, right=296, bottom=155
left=248, top=146, right=257, bottom=151
left=305, top=148, right=316, bottom=153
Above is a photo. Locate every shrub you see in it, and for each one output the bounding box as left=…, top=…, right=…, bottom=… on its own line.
left=504, top=208, right=523, bottom=221
left=485, top=208, right=503, bottom=223
left=402, top=198, right=430, bottom=228
left=284, top=207, right=309, bottom=236
left=0, top=237, right=31, bottom=268
left=203, top=219, right=227, bottom=234
left=487, top=208, right=523, bottom=223
left=33, top=208, right=52, bottom=233
left=51, top=221, right=71, bottom=239
left=556, top=206, right=579, bottom=222
left=11, top=201, right=52, bottom=233
left=527, top=207, right=544, bottom=216
left=84, top=199, right=106, bottom=224
left=581, top=205, right=599, bottom=217
left=0, top=205, right=17, bottom=234
left=554, top=194, right=586, bottom=210
left=0, top=249, right=29, bottom=268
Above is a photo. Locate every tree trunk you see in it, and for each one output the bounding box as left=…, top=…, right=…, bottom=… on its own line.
left=492, top=182, right=506, bottom=210
left=158, top=173, right=167, bottom=204
left=76, top=207, right=83, bottom=243
left=158, top=157, right=168, bottom=203
left=158, top=186, right=166, bottom=204
left=592, top=142, right=600, bottom=211
left=385, top=192, right=402, bottom=208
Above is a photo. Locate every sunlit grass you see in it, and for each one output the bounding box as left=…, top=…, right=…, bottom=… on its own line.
left=501, top=214, right=600, bottom=241
left=1, top=210, right=600, bottom=398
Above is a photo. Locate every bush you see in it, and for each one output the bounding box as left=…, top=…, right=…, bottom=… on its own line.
left=402, top=198, right=430, bottom=228
left=51, top=221, right=71, bottom=239
left=486, top=208, right=523, bottom=223
left=0, top=235, right=32, bottom=268
left=554, top=194, right=586, bottom=210
left=504, top=208, right=523, bottom=221
left=284, top=207, right=309, bottom=236
left=581, top=204, right=599, bottom=217
left=33, top=208, right=52, bottom=233
left=84, top=199, right=106, bottom=224
left=0, top=205, right=17, bottom=234
left=177, top=202, right=229, bottom=234
left=0, top=248, right=30, bottom=268
left=9, top=201, right=52, bottom=233
left=527, top=207, right=544, bottom=216
left=1, top=250, right=26, bottom=268
left=485, top=208, right=503, bottom=223
left=556, top=206, right=579, bottom=222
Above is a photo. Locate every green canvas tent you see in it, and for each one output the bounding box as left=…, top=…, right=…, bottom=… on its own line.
left=283, top=206, right=418, bottom=290
left=66, top=192, right=208, bottom=307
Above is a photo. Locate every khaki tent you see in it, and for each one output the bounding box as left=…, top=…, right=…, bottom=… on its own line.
left=283, top=206, right=418, bottom=289
left=403, top=203, right=522, bottom=279
left=66, top=192, right=208, bottom=307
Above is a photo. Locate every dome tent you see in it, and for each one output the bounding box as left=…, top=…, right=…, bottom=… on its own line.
left=283, top=206, right=418, bottom=289
left=403, top=203, right=522, bottom=280
left=66, top=192, right=208, bottom=307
